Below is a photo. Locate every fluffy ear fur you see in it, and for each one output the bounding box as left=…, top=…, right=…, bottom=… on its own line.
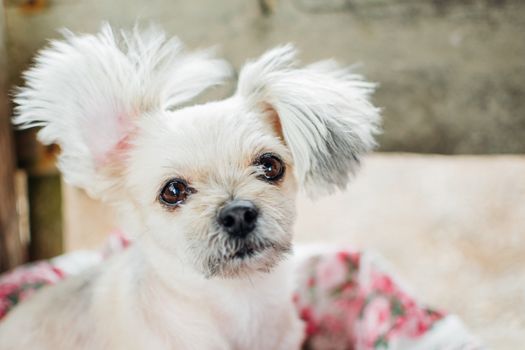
left=13, top=24, right=231, bottom=199
left=236, top=45, right=381, bottom=196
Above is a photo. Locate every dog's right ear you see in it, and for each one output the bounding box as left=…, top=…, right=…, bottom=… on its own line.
left=13, top=24, right=231, bottom=199
left=236, top=45, right=380, bottom=197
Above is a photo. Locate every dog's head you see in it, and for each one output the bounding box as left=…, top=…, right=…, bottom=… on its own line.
left=14, top=25, right=380, bottom=278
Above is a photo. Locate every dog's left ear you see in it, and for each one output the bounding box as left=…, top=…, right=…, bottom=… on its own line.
left=236, top=45, right=381, bottom=196
left=13, top=24, right=231, bottom=199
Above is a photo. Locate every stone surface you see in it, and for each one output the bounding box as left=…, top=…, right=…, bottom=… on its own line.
left=5, top=0, right=525, bottom=154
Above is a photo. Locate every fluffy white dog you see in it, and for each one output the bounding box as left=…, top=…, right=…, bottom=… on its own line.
left=0, top=25, right=379, bottom=349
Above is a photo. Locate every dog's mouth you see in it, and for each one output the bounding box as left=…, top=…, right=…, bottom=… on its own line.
left=231, top=245, right=257, bottom=260
left=203, top=238, right=292, bottom=278
left=228, top=241, right=269, bottom=261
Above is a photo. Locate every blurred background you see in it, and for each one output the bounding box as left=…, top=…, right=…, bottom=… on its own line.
left=0, top=0, right=523, bottom=348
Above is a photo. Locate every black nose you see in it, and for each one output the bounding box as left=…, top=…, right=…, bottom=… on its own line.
left=218, top=200, right=259, bottom=238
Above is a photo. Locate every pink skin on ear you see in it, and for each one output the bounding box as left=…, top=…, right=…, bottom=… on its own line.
left=92, top=111, right=136, bottom=169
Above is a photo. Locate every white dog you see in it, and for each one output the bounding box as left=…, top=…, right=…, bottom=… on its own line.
left=0, top=25, right=379, bottom=349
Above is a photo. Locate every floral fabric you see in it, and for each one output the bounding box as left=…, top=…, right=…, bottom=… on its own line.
left=294, top=247, right=482, bottom=350
left=0, top=235, right=482, bottom=349
left=0, top=261, right=64, bottom=320
left=0, top=230, right=128, bottom=320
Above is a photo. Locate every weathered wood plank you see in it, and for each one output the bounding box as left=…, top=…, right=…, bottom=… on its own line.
left=0, top=3, right=26, bottom=272
left=27, top=174, right=63, bottom=260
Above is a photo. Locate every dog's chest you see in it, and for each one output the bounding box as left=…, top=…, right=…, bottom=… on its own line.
left=120, top=253, right=301, bottom=349
left=133, top=280, right=296, bottom=349
left=208, top=273, right=298, bottom=349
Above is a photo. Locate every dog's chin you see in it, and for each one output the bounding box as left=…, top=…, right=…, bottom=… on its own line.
left=203, top=241, right=292, bottom=279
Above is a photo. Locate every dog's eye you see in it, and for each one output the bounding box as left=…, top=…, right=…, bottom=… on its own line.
left=159, top=179, right=195, bottom=206
left=255, top=153, right=285, bottom=182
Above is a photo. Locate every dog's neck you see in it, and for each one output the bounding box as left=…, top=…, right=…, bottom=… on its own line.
left=131, top=233, right=293, bottom=299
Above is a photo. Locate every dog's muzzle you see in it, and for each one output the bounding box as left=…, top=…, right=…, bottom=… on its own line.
left=217, top=200, right=258, bottom=238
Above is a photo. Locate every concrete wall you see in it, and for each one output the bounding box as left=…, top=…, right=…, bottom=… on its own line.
left=5, top=0, right=525, bottom=154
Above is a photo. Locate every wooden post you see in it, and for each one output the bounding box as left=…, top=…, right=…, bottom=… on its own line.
left=0, top=3, right=26, bottom=272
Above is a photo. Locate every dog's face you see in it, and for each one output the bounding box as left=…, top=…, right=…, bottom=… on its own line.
left=14, top=25, right=380, bottom=279
left=127, top=101, right=297, bottom=277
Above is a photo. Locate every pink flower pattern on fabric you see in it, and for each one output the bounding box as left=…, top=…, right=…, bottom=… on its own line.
left=0, top=262, right=64, bottom=320
left=294, top=249, right=447, bottom=350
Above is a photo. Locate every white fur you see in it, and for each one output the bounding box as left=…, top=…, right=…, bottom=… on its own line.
left=1, top=25, right=380, bottom=350
left=13, top=24, right=232, bottom=199
left=237, top=45, right=380, bottom=195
